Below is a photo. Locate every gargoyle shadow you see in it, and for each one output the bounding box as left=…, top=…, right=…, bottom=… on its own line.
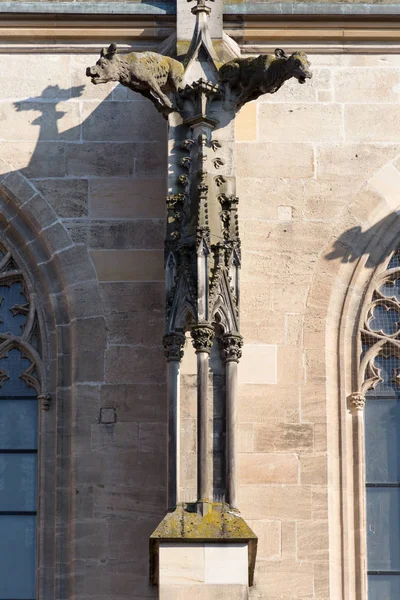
left=13, top=84, right=85, bottom=145
left=325, top=212, right=400, bottom=268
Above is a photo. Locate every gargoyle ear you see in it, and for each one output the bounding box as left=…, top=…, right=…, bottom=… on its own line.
left=275, top=48, right=288, bottom=59
left=100, top=47, right=107, bottom=57
left=107, top=43, right=118, bottom=56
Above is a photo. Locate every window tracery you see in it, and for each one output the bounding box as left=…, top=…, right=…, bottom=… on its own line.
left=0, top=242, right=48, bottom=409
left=359, top=248, right=400, bottom=600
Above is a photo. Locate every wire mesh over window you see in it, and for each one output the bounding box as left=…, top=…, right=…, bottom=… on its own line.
left=362, top=248, right=400, bottom=599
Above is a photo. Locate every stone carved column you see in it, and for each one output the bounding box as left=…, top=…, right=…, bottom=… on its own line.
left=163, top=333, right=186, bottom=508
left=221, top=334, right=243, bottom=510
left=349, top=392, right=367, bottom=600
left=191, top=325, right=214, bottom=505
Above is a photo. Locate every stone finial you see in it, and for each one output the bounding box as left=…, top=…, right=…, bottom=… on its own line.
left=191, top=325, right=214, bottom=354
left=220, top=334, right=243, bottom=363
left=163, top=333, right=186, bottom=361
left=188, top=0, right=215, bottom=15
left=348, top=392, right=366, bottom=413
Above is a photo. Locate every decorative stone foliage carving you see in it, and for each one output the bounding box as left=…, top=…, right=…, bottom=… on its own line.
left=359, top=250, right=400, bottom=398
left=163, top=333, right=186, bottom=361
left=86, top=43, right=184, bottom=116
left=191, top=325, right=214, bottom=354
left=220, top=334, right=243, bottom=363
left=0, top=242, right=48, bottom=408
left=348, top=392, right=366, bottom=413
left=219, top=49, right=313, bottom=108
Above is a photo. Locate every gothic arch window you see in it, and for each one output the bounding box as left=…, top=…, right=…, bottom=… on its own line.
left=360, top=248, right=400, bottom=599
left=0, top=242, right=47, bottom=599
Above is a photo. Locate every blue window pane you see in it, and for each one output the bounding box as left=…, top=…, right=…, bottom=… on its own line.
left=0, top=454, right=37, bottom=511
left=0, top=348, right=37, bottom=397
left=368, top=575, right=400, bottom=600
left=367, top=487, right=400, bottom=570
left=0, top=515, right=36, bottom=599
left=365, top=399, right=400, bottom=483
left=0, top=282, right=28, bottom=336
left=0, top=400, right=37, bottom=450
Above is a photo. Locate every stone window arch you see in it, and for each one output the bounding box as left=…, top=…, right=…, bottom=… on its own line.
left=356, top=247, right=400, bottom=600
left=0, top=239, right=48, bottom=599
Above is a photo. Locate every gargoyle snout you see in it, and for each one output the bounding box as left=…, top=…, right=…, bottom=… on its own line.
left=86, top=66, right=97, bottom=78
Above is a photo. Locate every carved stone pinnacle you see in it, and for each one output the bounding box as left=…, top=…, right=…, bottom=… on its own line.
left=348, top=392, right=365, bottom=413
left=191, top=325, right=214, bottom=354
left=163, top=333, right=186, bottom=362
left=220, top=334, right=243, bottom=363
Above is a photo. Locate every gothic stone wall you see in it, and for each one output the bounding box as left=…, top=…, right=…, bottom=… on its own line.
left=2, top=50, right=400, bottom=600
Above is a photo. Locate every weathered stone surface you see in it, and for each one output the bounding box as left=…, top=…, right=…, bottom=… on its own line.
left=90, top=249, right=164, bottom=282
left=0, top=142, right=66, bottom=178
left=236, top=102, right=257, bottom=142
left=33, top=178, right=88, bottom=218
left=239, top=453, right=298, bottom=484
left=105, top=345, right=165, bottom=384
left=100, top=383, right=167, bottom=422
left=254, top=423, right=314, bottom=453
left=247, top=519, right=280, bottom=560
left=345, top=104, right=400, bottom=142
left=237, top=142, right=314, bottom=179
left=90, top=422, right=139, bottom=452
left=139, top=423, right=167, bottom=453
left=334, top=67, right=400, bottom=103
left=239, top=485, right=312, bottom=520
left=259, top=103, right=342, bottom=142
left=238, top=384, right=300, bottom=424
left=89, top=177, right=166, bottom=219
left=82, top=100, right=166, bottom=142
left=237, top=177, right=305, bottom=220
left=300, top=454, right=327, bottom=485
left=317, top=143, right=400, bottom=183
left=254, top=559, right=314, bottom=598
left=297, top=521, right=329, bottom=561
left=65, top=219, right=164, bottom=249
left=0, top=54, right=71, bottom=100
left=66, top=142, right=134, bottom=177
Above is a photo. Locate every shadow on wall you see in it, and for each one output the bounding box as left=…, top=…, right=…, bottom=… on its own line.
left=1, top=76, right=170, bottom=599
left=326, top=212, right=400, bottom=268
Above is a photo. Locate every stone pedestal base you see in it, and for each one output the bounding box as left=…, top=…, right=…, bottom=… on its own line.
left=160, top=583, right=248, bottom=600
left=150, top=504, right=257, bottom=599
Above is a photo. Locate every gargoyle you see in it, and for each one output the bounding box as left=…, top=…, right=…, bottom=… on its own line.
left=219, top=49, right=312, bottom=108
left=86, top=43, right=184, bottom=116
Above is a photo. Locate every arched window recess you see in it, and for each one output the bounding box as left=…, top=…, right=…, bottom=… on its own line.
left=0, top=242, right=49, bottom=410
left=352, top=248, right=400, bottom=600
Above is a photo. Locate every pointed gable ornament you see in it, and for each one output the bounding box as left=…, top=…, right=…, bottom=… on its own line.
left=85, top=2, right=312, bottom=592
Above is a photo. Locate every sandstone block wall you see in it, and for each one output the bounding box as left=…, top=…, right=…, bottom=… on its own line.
left=1, top=49, right=400, bottom=599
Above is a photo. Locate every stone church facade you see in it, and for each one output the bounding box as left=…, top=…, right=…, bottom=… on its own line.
left=0, top=1, right=400, bottom=599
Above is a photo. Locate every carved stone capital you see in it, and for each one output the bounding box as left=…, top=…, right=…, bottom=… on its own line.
left=191, top=325, right=214, bottom=354
left=163, top=333, right=186, bottom=362
left=220, top=334, right=243, bottom=363
left=348, top=392, right=365, bottom=414
left=38, top=393, right=51, bottom=411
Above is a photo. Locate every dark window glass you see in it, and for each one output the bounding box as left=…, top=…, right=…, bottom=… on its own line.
left=0, top=515, right=36, bottom=598
left=367, top=487, right=400, bottom=571
left=365, top=399, right=400, bottom=483
left=368, top=574, right=400, bottom=600
left=0, top=347, right=37, bottom=599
